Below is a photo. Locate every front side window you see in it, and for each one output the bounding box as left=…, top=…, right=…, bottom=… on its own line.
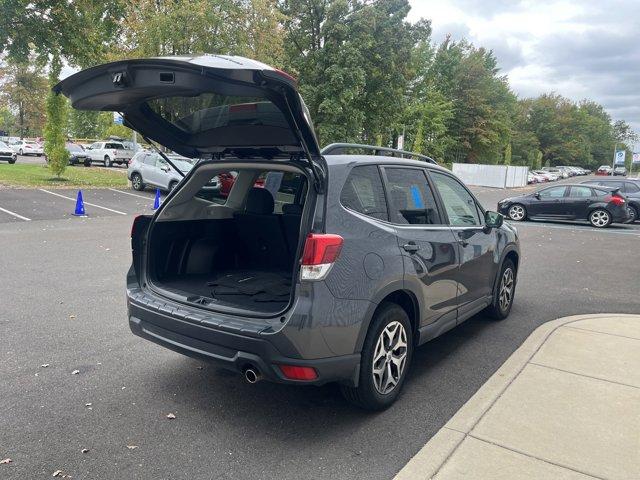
left=430, top=172, right=481, bottom=226
left=385, top=168, right=441, bottom=225
left=569, top=186, right=593, bottom=198
left=340, top=165, right=388, bottom=221
left=538, top=186, right=567, bottom=198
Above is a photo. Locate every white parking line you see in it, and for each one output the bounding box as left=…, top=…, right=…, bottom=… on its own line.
left=0, top=206, right=31, bottom=221
left=107, top=188, right=152, bottom=200
left=38, top=189, right=127, bottom=215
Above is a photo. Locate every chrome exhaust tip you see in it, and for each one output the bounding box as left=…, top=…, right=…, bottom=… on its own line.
left=244, top=367, right=261, bottom=384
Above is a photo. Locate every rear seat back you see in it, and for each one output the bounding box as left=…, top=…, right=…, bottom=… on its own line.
left=235, top=188, right=289, bottom=270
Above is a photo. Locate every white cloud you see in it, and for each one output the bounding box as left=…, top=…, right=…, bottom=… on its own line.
left=408, top=0, right=640, bottom=148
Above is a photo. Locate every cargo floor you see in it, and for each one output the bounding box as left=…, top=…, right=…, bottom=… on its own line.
left=157, top=269, right=292, bottom=313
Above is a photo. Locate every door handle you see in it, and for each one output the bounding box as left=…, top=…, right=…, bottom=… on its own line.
left=402, top=242, right=420, bottom=253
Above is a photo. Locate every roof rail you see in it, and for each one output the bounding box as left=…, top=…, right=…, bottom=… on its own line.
left=321, top=143, right=437, bottom=164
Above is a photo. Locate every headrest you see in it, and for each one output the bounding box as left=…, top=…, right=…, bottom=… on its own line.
left=245, top=187, right=274, bottom=215
left=282, top=203, right=303, bottom=215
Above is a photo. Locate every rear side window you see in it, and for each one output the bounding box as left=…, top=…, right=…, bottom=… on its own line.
left=385, top=168, right=441, bottom=225
left=340, top=165, right=388, bottom=221
left=624, top=182, right=640, bottom=193
left=569, top=186, right=593, bottom=197
left=430, top=172, right=481, bottom=226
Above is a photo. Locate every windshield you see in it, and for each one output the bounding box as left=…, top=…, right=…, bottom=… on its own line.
left=66, top=143, right=83, bottom=152
left=0, top=141, right=8, bottom=149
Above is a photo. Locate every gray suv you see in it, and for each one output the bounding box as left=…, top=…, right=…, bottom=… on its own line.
left=56, top=55, right=520, bottom=410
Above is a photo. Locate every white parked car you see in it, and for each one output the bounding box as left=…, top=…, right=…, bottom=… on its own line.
left=84, top=141, right=134, bottom=167
left=10, top=140, right=43, bottom=156
left=127, top=151, right=218, bottom=192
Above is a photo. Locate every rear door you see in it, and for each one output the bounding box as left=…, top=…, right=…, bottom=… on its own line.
left=381, top=166, right=460, bottom=329
left=53, top=55, right=325, bottom=189
left=566, top=185, right=597, bottom=218
left=428, top=170, right=497, bottom=318
left=528, top=185, right=568, bottom=217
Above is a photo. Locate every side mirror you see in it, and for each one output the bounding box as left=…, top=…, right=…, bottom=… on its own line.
left=485, top=210, right=503, bottom=229
left=534, top=192, right=540, bottom=199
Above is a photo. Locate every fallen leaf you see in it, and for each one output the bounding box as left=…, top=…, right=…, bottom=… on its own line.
left=85, top=403, right=92, bottom=407
left=52, top=470, right=63, bottom=477
left=126, top=445, right=138, bottom=450
left=69, top=315, right=76, bottom=319
left=0, top=458, right=11, bottom=464
left=41, top=364, right=50, bottom=368
left=71, top=370, right=80, bottom=375
left=81, top=449, right=89, bottom=454
left=166, top=413, right=176, bottom=419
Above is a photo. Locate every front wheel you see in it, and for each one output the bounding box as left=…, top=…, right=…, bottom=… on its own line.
left=104, top=155, right=112, bottom=167
left=84, top=159, right=92, bottom=167
left=168, top=180, right=178, bottom=191
left=19, top=149, right=23, bottom=156
left=589, top=209, right=611, bottom=228
left=486, top=259, right=516, bottom=320
left=341, top=302, right=412, bottom=410
left=507, top=204, right=526, bottom=221
left=8, top=158, right=16, bottom=164
left=131, top=173, right=145, bottom=191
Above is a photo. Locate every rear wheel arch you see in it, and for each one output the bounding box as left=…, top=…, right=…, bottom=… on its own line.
left=358, top=289, right=420, bottom=352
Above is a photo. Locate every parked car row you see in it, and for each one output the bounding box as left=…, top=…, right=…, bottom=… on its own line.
left=597, top=165, right=628, bottom=176
left=527, top=166, right=590, bottom=184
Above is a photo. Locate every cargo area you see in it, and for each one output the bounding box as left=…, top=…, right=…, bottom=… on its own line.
left=147, top=168, right=308, bottom=314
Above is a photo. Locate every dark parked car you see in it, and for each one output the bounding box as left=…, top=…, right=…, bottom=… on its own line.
left=66, top=142, right=90, bottom=166
left=582, top=178, right=640, bottom=222
left=498, top=184, right=631, bottom=227
left=55, top=55, right=520, bottom=410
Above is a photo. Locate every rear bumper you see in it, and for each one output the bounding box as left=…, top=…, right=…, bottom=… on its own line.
left=127, top=290, right=360, bottom=386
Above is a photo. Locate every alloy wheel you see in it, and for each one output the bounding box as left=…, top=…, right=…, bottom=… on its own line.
left=372, top=321, right=408, bottom=395
left=590, top=210, right=610, bottom=227
left=499, top=268, right=514, bottom=312
left=132, top=174, right=142, bottom=190
left=508, top=204, right=525, bottom=221
left=627, top=207, right=637, bottom=223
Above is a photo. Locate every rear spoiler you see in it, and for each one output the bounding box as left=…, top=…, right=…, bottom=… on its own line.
left=321, top=143, right=437, bottom=164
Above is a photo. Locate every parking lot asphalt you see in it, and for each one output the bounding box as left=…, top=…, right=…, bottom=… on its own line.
left=1, top=177, right=639, bottom=480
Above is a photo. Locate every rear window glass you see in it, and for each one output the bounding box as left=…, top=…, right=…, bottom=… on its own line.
left=196, top=170, right=238, bottom=205
left=257, top=171, right=306, bottom=214
left=340, top=165, right=389, bottom=221
left=147, top=95, right=290, bottom=135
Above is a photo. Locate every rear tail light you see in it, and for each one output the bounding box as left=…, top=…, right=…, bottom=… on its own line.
left=277, top=364, right=318, bottom=381
left=606, top=194, right=625, bottom=206
left=300, top=233, right=343, bottom=281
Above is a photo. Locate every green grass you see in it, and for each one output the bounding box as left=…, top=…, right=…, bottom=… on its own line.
left=0, top=163, right=128, bottom=188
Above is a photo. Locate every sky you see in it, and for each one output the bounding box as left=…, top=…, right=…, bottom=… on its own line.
left=408, top=0, right=640, bottom=149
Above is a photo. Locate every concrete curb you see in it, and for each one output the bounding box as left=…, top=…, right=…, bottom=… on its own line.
left=394, top=313, right=640, bottom=480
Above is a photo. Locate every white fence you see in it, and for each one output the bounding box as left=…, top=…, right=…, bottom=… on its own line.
left=452, top=164, right=529, bottom=188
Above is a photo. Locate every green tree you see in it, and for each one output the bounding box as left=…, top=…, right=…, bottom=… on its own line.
left=44, top=55, right=69, bottom=177
left=0, top=62, right=48, bottom=137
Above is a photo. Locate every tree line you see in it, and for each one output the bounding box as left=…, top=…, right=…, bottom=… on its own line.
left=0, top=0, right=637, bottom=174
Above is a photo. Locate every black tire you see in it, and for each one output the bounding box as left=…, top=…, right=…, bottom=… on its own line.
left=104, top=155, right=112, bottom=167
left=168, top=180, right=179, bottom=191
left=340, top=302, right=413, bottom=410
left=131, top=173, right=145, bottom=191
left=507, top=203, right=526, bottom=221
left=627, top=205, right=638, bottom=223
left=486, top=259, right=516, bottom=320
left=84, top=159, right=92, bottom=167
left=589, top=208, right=611, bottom=228
left=19, top=149, right=23, bottom=156
left=8, top=158, right=16, bottom=164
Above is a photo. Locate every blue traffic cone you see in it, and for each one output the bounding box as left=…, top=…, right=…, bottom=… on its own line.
left=153, top=188, right=161, bottom=210
left=73, top=190, right=86, bottom=216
